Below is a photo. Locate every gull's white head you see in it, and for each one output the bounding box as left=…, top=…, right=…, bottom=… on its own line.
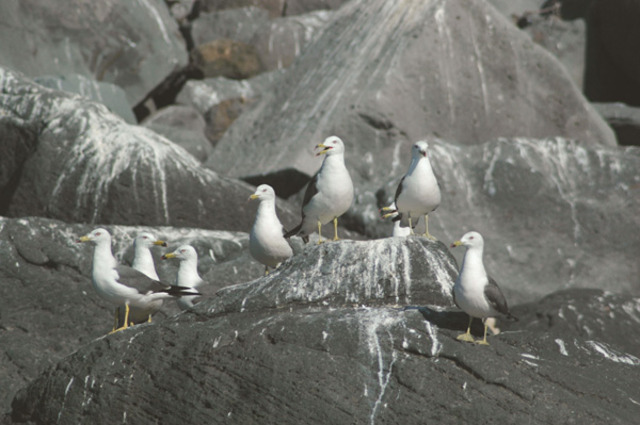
left=248, top=184, right=277, bottom=202
left=451, top=231, right=484, bottom=249
left=315, top=135, right=345, bottom=157
left=77, top=228, right=111, bottom=245
left=411, top=141, right=429, bottom=159
left=162, top=245, right=198, bottom=262
left=134, top=232, right=167, bottom=249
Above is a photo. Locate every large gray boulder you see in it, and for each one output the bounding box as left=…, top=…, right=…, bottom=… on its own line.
left=7, top=255, right=640, bottom=423
left=206, top=0, right=615, bottom=181
left=0, top=216, right=267, bottom=415
left=0, top=0, right=188, bottom=107
left=0, top=67, right=297, bottom=231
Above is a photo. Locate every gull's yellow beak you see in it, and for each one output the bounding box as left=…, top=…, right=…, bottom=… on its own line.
left=154, top=240, right=168, bottom=247
left=161, top=252, right=176, bottom=260
left=77, top=235, right=90, bottom=243
left=451, top=240, right=462, bottom=248
left=315, top=143, right=332, bottom=156
left=248, top=194, right=259, bottom=201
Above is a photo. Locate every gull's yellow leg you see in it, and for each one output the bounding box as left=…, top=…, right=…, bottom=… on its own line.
left=457, top=316, right=475, bottom=343
left=147, top=315, right=152, bottom=323
left=423, top=214, right=437, bottom=240
left=264, top=266, right=270, bottom=276
left=475, top=322, right=490, bottom=345
left=317, top=221, right=324, bottom=244
left=332, top=217, right=340, bottom=241
left=109, top=304, right=131, bottom=334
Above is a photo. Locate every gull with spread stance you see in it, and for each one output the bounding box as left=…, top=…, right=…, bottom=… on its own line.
left=285, top=135, right=354, bottom=244
left=382, top=141, right=440, bottom=239
left=77, top=228, right=200, bottom=333
left=248, top=184, right=293, bottom=275
left=451, top=231, right=517, bottom=345
left=162, top=245, right=205, bottom=310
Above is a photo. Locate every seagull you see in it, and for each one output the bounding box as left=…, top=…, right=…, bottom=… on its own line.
left=380, top=202, right=411, bottom=237
left=450, top=231, right=517, bottom=345
left=118, top=232, right=169, bottom=327
left=381, top=141, right=440, bottom=239
left=77, top=228, right=200, bottom=333
left=248, top=184, right=293, bottom=275
left=161, top=245, right=204, bottom=310
left=284, top=135, right=354, bottom=244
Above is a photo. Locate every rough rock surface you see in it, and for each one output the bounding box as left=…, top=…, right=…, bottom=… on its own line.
left=0, top=67, right=297, bottom=231
left=206, top=0, right=615, bottom=181
left=34, top=74, right=137, bottom=124
left=142, top=105, right=214, bottom=162
left=192, top=7, right=332, bottom=72
left=0, top=0, right=188, bottom=106
left=7, top=248, right=640, bottom=423
left=191, top=39, right=264, bottom=80
left=200, top=0, right=349, bottom=17
left=0, top=216, right=268, bottom=415
left=370, top=138, right=640, bottom=304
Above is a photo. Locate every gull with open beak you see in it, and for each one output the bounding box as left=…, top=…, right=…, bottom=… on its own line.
left=285, top=135, right=354, bottom=244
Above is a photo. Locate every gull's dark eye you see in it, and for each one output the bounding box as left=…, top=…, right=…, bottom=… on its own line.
left=95, top=232, right=101, bottom=236
left=143, top=235, right=148, bottom=239
left=181, top=249, right=186, bottom=253
left=469, top=236, right=474, bottom=240
left=262, top=188, right=267, bottom=192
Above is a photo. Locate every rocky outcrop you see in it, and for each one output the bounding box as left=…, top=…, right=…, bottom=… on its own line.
left=0, top=216, right=267, bottom=414
left=0, top=67, right=297, bottom=231
left=0, top=0, right=188, bottom=107
left=7, top=236, right=640, bottom=423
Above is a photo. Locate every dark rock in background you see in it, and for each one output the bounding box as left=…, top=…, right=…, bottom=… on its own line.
left=0, top=0, right=188, bottom=107
left=592, top=102, right=640, bottom=147
left=584, top=0, right=640, bottom=107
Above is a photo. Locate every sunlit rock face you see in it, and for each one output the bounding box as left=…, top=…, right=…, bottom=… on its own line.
left=0, top=68, right=296, bottom=231
left=0, top=0, right=188, bottom=107
left=206, top=0, right=615, bottom=182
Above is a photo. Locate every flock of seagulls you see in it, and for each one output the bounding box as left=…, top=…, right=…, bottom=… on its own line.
left=77, top=135, right=514, bottom=345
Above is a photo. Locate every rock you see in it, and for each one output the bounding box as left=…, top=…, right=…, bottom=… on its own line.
left=200, top=0, right=349, bottom=17
left=142, top=105, right=213, bottom=161
left=191, top=7, right=271, bottom=47
left=176, top=71, right=282, bottom=115
left=206, top=0, right=615, bottom=183
left=0, top=67, right=302, bottom=231
left=192, top=7, right=332, bottom=72
left=7, top=257, right=640, bottom=424
left=252, top=10, right=333, bottom=71
left=369, top=137, right=640, bottom=305
left=0, top=216, right=268, bottom=415
left=34, top=74, right=137, bottom=124
left=0, top=0, right=188, bottom=107
left=584, top=0, right=640, bottom=107
left=191, top=39, right=264, bottom=79
left=176, top=72, right=282, bottom=144
left=592, top=102, right=640, bottom=147
left=488, top=0, right=586, bottom=89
